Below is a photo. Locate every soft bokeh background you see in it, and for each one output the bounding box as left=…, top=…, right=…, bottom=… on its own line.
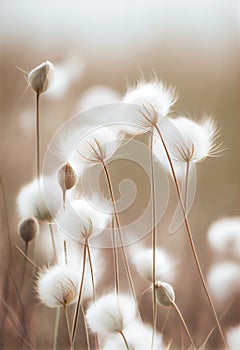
left=0, top=1, right=240, bottom=349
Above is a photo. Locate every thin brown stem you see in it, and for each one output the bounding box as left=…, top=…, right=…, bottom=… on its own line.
left=49, top=223, right=57, bottom=263
left=72, top=241, right=87, bottom=344
left=172, top=302, right=195, bottom=349
left=111, top=213, right=119, bottom=295
left=184, top=161, right=190, bottom=211
left=149, top=130, right=157, bottom=350
left=119, top=331, right=130, bottom=350
left=81, top=305, right=90, bottom=350
left=36, top=93, right=40, bottom=181
left=155, top=124, right=228, bottom=349
left=64, top=305, right=74, bottom=350
left=20, top=242, right=28, bottom=291
left=86, top=244, right=96, bottom=302
left=101, top=161, right=139, bottom=316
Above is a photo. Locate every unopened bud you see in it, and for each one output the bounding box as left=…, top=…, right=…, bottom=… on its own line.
left=156, top=281, right=175, bottom=307
left=58, top=163, right=77, bottom=208
left=28, top=61, right=54, bottom=94
left=18, top=217, right=39, bottom=243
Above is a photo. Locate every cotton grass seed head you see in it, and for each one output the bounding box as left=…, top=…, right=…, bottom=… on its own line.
left=132, top=248, right=175, bottom=283
left=170, top=116, right=221, bottom=163
left=37, top=265, right=78, bottom=308
left=156, top=281, right=175, bottom=307
left=86, top=293, right=136, bottom=334
left=123, top=80, right=177, bottom=129
left=18, top=216, right=39, bottom=244
left=103, top=321, right=164, bottom=350
left=17, top=175, right=62, bottom=222
left=56, top=196, right=111, bottom=242
left=28, top=61, right=54, bottom=94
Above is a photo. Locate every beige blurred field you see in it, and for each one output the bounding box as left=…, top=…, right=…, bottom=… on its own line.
left=0, top=1, right=240, bottom=349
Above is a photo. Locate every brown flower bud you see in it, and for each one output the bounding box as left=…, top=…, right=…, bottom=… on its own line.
left=28, top=61, right=54, bottom=94
left=58, top=163, right=77, bottom=208
left=18, top=217, right=39, bottom=243
left=156, top=281, right=175, bottom=307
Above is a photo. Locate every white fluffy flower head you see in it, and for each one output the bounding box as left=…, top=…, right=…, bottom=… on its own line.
left=56, top=196, right=111, bottom=242
left=86, top=293, right=136, bottom=334
left=37, top=265, right=78, bottom=308
left=170, top=116, right=221, bottom=163
left=132, top=248, right=175, bottom=283
left=17, top=175, right=62, bottom=222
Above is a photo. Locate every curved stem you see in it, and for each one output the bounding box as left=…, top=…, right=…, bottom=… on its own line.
left=155, top=124, right=228, bottom=349
left=36, top=93, right=40, bottom=181
left=111, top=213, right=119, bottom=295
left=101, top=161, right=139, bottom=317
left=72, top=241, right=87, bottom=344
left=20, top=242, right=28, bottom=291
left=184, top=161, right=190, bottom=211
left=172, top=302, right=195, bottom=349
left=149, top=130, right=157, bottom=350
left=64, top=305, right=73, bottom=350
left=53, top=307, right=61, bottom=350
left=119, top=331, right=130, bottom=350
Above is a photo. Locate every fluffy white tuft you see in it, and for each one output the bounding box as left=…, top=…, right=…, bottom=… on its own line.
left=17, top=174, right=62, bottom=222
left=56, top=195, right=111, bottom=242
left=123, top=80, right=177, bottom=118
left=226, top=325, right=240, bottom=349
left=207, top=217, right=240, bottom=258
left=132, top=248, right=175, bottom=283
left=207, top=261, right=240, bottom=303
left=103, top=321, right=164, bottom=350
left=169, top=116, right=219, bottom=163
left=37, top=265, right=78, bottom=308
left=86, top=293, right=136, bottom=334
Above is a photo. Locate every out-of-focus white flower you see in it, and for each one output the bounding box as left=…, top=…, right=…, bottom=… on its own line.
left=75, top=85, right=120, bottom=112
left=47, top=55, right=85, bottom=99
left=17, top=175, right=62, bottom=222
left=207, top=261, right=240, bottom=303
left=207, top=217, right=240, bottom=258
left=75, top=126, right=124, bottom=164
left=169, top=116, right=220, bottom=163
left=18, top=216, right=39, bottom=244
left=226, top=325, right=240, bottom=350
left=103, top=321, right=164, bottom=350
left=86, top=293, right=136, bottom=334
left=56, top=196, right=111, bottom=243
left=156, top=281, right=175, bottom=307
left=28, top=61, right=54, bottom=95
left=37, top=265, right=78, bottom=308
left=132, top=248, right=175, bottom=283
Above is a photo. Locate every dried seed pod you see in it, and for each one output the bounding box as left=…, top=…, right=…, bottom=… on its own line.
left=58, top=163, right=77, bottom=208
left=18, top=217, right=39, bottom=244
left=156, top=281, right=175, bottom=307
left=28, top=61, right=54, bottom=94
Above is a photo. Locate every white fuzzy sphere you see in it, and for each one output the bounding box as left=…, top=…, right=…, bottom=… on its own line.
left=227, top=325, right=240, bottom=349
left=86, top=293, right=136, bottom=334
left=37, top=265, right=78, bottom=308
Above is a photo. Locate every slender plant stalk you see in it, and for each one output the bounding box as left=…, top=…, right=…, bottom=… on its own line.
left=36, top=93, right=40, bottom=181
left=161, top=308, right=171, bottom=334
left=64, top=305, right=74, bottom=350
left=49, top=223, right=57, bottom=263
left=119, top=331, right=130, bottom=350
left=172, top=302, right=195, bottom=349
left=155, top=124, right=228, bottom=349
left=72, top=241, right=87, bottom=344
left=64, top=240, right=68, bottom=266
left=101, top=160, right=139, bottom=314
left=184, top=161, right=190, bottom=211
left=53, top=307, right=61, bottom=350
left=149, top=130, right=157, bottom=350
left=81, top=305, right=90, bottom=350
left=86, top=243, right=99, bottom=350
left=111, top=212, right=120, bottom=294
left=20, top=242, right=28, bottom=291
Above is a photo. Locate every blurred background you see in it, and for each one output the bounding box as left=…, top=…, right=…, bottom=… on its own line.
left=0, top=0, right=240, bottom=349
